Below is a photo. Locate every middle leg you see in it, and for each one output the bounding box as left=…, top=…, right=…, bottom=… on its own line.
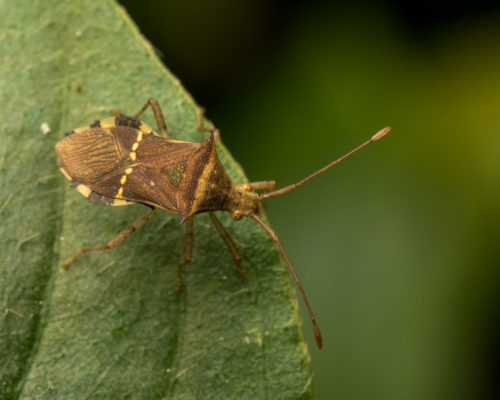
left=209, top=212, right=245, bottom=280
left=177, top=216, right=194, bottom=291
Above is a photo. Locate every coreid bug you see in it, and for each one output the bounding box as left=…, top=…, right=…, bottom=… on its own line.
left=56, top=98, right=390, bottom=349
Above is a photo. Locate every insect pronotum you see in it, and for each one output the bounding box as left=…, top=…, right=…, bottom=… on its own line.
left=55, top=98, right=390, bottom=349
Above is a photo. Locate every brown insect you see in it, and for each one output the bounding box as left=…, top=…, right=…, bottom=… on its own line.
left=56, top=98, right=390, bottom=349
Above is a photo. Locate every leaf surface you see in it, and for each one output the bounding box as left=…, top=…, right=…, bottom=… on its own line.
left=0, top=1, right=313, bottom=399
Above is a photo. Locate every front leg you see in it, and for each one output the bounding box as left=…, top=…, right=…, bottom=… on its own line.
left=246, top=181, right=276, bottom=192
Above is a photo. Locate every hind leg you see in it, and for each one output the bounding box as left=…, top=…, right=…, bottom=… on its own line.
left=62, top=208, right=158, bottom=269
left=134, top=98, right=170, bottom=138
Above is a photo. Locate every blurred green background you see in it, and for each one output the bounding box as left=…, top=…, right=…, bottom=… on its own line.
left=119, top=1, right=500, bottom=398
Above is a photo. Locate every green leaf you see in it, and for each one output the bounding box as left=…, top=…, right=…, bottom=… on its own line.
left=0, top=1, right=313, bottom=399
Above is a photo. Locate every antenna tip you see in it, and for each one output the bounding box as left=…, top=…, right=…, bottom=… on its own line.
left=313, top=322, right=323, bottom=349
left=371, top=126, right=391, bottom=142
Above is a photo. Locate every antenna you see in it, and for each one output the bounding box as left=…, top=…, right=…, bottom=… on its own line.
left=253, top=126, right=391, bottom=348
left=259, top=127, right=390, bottom=200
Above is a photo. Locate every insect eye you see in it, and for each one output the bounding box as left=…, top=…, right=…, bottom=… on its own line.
left=232, top=210, right=243, bottom=220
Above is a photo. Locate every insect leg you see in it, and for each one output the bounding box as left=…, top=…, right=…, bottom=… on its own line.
left=247, top=181, right=276, bottom=192
left=61, top=208, right=158, bottom=269
left=196, top=107, right=220, bottom=142
left=134, top=98, right=170, bottom=139
left=177, top=216, right=194, bottom=291
left=209, top=212, right=245, bottom=280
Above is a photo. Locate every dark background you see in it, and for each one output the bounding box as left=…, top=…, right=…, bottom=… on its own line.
left=119, top=1, right=500, bottom=398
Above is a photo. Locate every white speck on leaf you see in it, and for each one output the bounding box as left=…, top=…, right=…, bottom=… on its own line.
left=40, top=122, right=50, bottom=135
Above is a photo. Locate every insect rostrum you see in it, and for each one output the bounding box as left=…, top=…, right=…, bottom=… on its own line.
left=56, top=98, right=390, bottom=349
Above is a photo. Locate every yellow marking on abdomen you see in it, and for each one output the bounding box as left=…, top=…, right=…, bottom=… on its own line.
left=112, top=198, right=132, bottom=206
left=99, top=117, right=116, bottom=128
left=59, top=166, right=72, bottom=181
left=116, top=187, right=124, bottom=198
left=139, top=121, right=154, bottom=135
left=132, top=142, right=139, bottom=151
left=76, top=184, right=92, bottom=198
left=120, top=175, right=127, bottom=185
left=130, top=152, right=136, bottom=161
left=125, top=167, right=133, bottom=174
